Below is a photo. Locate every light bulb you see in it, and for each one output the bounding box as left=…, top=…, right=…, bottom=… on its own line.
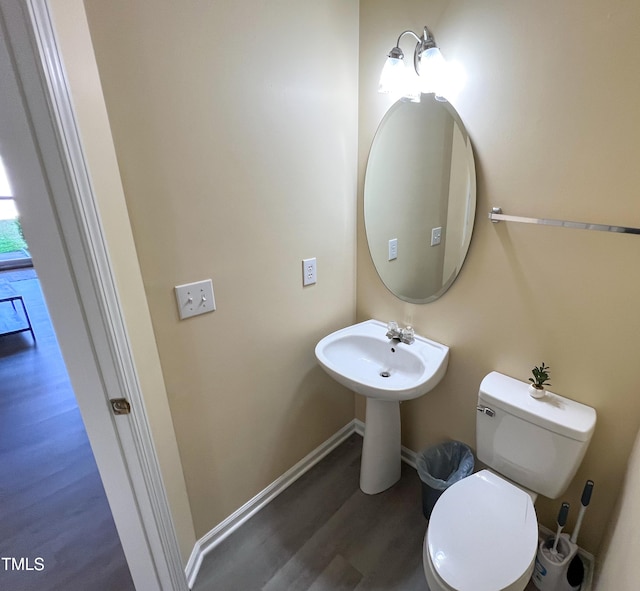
left=419, top=47, right=446, bottom=96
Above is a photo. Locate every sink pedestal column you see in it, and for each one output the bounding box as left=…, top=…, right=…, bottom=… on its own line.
left=360, top=398, right=401, bottom=494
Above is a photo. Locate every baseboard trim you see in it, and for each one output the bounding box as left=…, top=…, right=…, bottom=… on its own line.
left=185, top=419, right=360, bottom=588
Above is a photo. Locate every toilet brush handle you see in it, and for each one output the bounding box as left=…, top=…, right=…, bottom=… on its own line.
left=571, top=480, right=594, bottom=544
left=552, top=502, right=570, bottom=553
left=558, top=502, right=570, bottom=527
left=581, top=480, right=594, bottom=506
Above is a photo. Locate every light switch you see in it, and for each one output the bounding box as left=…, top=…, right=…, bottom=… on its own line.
left=175, top=279, right=216, bottom=319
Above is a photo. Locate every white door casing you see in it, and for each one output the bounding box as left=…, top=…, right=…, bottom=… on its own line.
left=0, top=1, right=188, bottom=589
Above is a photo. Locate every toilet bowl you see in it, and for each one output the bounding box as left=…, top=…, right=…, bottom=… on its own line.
left=423, top=470, right=538, bottom=591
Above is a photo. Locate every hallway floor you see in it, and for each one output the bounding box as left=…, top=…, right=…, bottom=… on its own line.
left=0, top=269, right=133, bottom=590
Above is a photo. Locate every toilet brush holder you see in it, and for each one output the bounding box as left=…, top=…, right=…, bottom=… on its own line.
left=532, top=534, right=581, bottom=591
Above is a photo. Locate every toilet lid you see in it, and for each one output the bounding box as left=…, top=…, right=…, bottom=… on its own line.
left=427, top=470, right=538, bottom=591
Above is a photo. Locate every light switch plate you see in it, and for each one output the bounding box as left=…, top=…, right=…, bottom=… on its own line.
left=175, top=279, right=216, bottom=319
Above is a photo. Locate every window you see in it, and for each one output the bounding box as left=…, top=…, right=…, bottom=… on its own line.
left=0, top=155, right=30, bottom=267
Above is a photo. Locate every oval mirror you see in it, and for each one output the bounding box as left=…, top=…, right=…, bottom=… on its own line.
left=364, top=95, right=476, bottom=304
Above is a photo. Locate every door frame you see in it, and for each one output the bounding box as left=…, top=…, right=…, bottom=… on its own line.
left=0, top=1, right=188, bottom=589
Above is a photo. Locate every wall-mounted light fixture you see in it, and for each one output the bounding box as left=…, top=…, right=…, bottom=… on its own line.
left=379, top=26, right=448, bottom=102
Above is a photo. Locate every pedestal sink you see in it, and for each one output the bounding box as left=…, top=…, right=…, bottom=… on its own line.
left=315, top=319, right=449, bottom=494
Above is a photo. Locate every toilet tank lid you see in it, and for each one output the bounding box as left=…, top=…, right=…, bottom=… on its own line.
left=479, top=372, right=597, bottom=442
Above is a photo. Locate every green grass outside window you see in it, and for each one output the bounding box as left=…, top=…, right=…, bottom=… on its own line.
left=0, top=219, right=28, bottom=254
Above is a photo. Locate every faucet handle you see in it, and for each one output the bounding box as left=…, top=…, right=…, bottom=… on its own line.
left=401, top=325, right=415, bottom=343
left=387, top=321, right=399, bottom=332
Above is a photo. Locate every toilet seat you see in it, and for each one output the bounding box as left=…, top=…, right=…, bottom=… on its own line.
left=426, top=470, right=538, bottom=591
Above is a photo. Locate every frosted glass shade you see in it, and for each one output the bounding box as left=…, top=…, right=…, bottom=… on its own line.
left=378, top=57, right=405, bottom=94
left=379, top=56, right=422, bottom=102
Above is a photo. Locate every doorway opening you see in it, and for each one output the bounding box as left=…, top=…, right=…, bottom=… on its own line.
left=0, top=153, right=134, bottom=589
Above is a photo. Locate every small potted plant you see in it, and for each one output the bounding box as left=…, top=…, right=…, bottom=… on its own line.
left=528, top=362, right=551, bottom=398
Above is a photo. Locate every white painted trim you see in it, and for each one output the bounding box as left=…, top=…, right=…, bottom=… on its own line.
left=401, top=443, right=418, bottom=468
left=354, top=417, right=365, bottom=437
left=186, top=418, right=420, bottom=587
left=186, top=420, right=359, bottom=588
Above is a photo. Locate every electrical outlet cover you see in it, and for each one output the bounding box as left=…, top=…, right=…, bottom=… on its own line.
left=302, top=258, right=317, bottom=286
left=388, top=238, right=398, bottom=261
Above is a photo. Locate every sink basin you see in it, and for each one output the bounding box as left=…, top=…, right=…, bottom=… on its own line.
left=315, top=319, right=449, bottom=494
left=315, top=319, right=449, bottom=401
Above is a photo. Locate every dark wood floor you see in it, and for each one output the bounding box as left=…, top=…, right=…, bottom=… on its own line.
left=193, top=435, right=430, bottom=591
left=0, top=269, right=133, bottom=590
left=193, top=434, right=540, bottom=591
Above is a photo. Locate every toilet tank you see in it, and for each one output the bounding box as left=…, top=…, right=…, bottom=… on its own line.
left=476, top=372, right=596, bottom=499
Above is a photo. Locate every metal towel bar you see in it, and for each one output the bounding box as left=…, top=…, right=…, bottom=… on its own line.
left=489, top=207, right=640, bottom=235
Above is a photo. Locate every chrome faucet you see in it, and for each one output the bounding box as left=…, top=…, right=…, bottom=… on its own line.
left=385, top=321, right=415, bottom=345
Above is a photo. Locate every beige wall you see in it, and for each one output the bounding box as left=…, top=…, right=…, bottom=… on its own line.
left=78, top=0, right=358, bottom=539
left=358, top=0, right=640, bottom=555
left=595, top=426, right=640, bottom=589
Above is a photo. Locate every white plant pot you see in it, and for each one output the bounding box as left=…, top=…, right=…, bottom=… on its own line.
left=529, top=384, right=546, bottom=399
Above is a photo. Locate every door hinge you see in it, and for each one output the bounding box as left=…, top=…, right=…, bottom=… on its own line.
left=110, top=398, right=131, bottom=415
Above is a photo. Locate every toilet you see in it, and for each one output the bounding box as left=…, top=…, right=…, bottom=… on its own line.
left=423, top=371, right=597, bottom=591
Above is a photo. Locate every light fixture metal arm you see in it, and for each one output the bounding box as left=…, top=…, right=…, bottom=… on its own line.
left=394, top=29, right=422, bottom=48
left=390, top=26, right=437, bottom=75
